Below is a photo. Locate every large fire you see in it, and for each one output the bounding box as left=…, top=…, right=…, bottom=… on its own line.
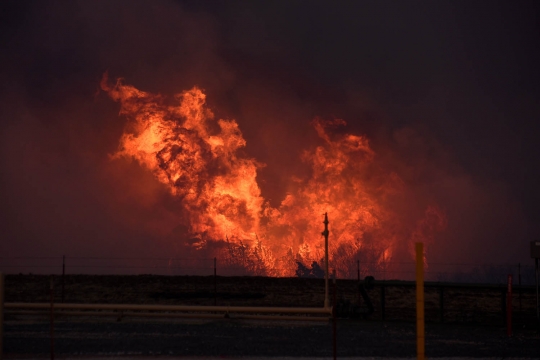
left=101, top=75, right=446, bottom=278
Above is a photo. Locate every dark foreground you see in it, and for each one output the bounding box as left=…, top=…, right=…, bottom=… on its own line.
left=4, top=274, right=540, bottom=357
left=4, top=317, right=540, bottom=358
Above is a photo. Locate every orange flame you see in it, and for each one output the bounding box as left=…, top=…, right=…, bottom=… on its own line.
left=102, top=76, right=446, bottom=278
left=102, top=75, right=264, bottom=242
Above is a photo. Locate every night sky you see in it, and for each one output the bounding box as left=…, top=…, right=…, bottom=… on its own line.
left=1, top=1, right=539, bottom=272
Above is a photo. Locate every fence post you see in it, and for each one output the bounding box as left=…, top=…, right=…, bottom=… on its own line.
left=534, top=258, right=540, bottom=329
left=501, top=289, right=506, bottom=327
left=383, top=251, right=386, bottom=280
left=332, top=268, right=337, bottom=360
left=507, top=274, right=512, bottom=337
left=380, top=285, right=386, bottom=320
left=50, top=276, right=55, bottom=360
left=416, top=243, right=425, bottom=360
left=518, top=263, right=521, bottom=312
left=214, top=257, right=217, bottom=306
left=61, top=256, right=65, bottom=303
left=439, top=286, right=444, bottom=323
left=357, top=260, right=361, bottom=304
left=0, top=273, right=4, bottom=360
left=357, top=259, right=360, bottom=282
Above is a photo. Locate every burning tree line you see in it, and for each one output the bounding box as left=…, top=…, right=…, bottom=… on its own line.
left=101, top=75, right=446, bottom=278
left=218, top=235, right=391, bottom=278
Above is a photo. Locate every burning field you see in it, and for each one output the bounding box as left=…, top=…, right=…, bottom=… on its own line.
left=99, top=74, right=446, bottom=278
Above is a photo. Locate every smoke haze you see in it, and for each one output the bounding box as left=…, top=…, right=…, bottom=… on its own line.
left=1, top=1, right=538, bottom=275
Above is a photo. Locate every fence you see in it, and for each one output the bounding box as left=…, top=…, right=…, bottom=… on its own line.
left=0, top=256, right=536, bottom=285
left=3, top=274, right=538, bottom=328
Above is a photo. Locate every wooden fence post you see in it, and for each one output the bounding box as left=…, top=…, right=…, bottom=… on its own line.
left=380, top=285, right=386, bottom=320
left=507, top=275, right=512, bottom=337
left=61, top=256, right=65, bottom=303
left=518, top=263, right=521, bottom=312
left=501, top=289, right=506, bottom=327
left=214, top=257, right=217, bottom=306
left=416, top=243, right=425, bottom=360
left=50, top=276, right=55, bottom=360
left=439, top=286, right=444, bottom=323
left=332, top=269, right=337, bottom=360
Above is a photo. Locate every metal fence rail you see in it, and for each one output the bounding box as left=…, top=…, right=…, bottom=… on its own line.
left=5, top=302, right=332, bottom=315
left=5, top=304, right=333, bottom=323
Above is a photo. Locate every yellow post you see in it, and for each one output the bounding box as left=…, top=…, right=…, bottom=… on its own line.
left=416, top=243, right=425, bottom=360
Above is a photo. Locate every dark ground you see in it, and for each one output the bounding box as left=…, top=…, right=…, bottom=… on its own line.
left=4, top=317, right=540, bottom=357
left=3, top=274, right=540, bottom=357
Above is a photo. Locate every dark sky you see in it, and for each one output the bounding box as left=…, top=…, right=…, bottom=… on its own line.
left=1, top=0, right=539, bottom=270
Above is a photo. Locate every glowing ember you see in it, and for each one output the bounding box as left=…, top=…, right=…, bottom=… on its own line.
left=102, top=75, right=446, bottom=277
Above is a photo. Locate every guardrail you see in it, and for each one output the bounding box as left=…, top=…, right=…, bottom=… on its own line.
left=5, top=303, right=333, bottom=322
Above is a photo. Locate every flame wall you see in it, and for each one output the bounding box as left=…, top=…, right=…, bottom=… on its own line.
left=101, top=75, right=447, bottom=277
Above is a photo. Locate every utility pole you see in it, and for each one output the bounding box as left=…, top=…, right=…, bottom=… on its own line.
left=322, top=212, right=330, bottom=308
